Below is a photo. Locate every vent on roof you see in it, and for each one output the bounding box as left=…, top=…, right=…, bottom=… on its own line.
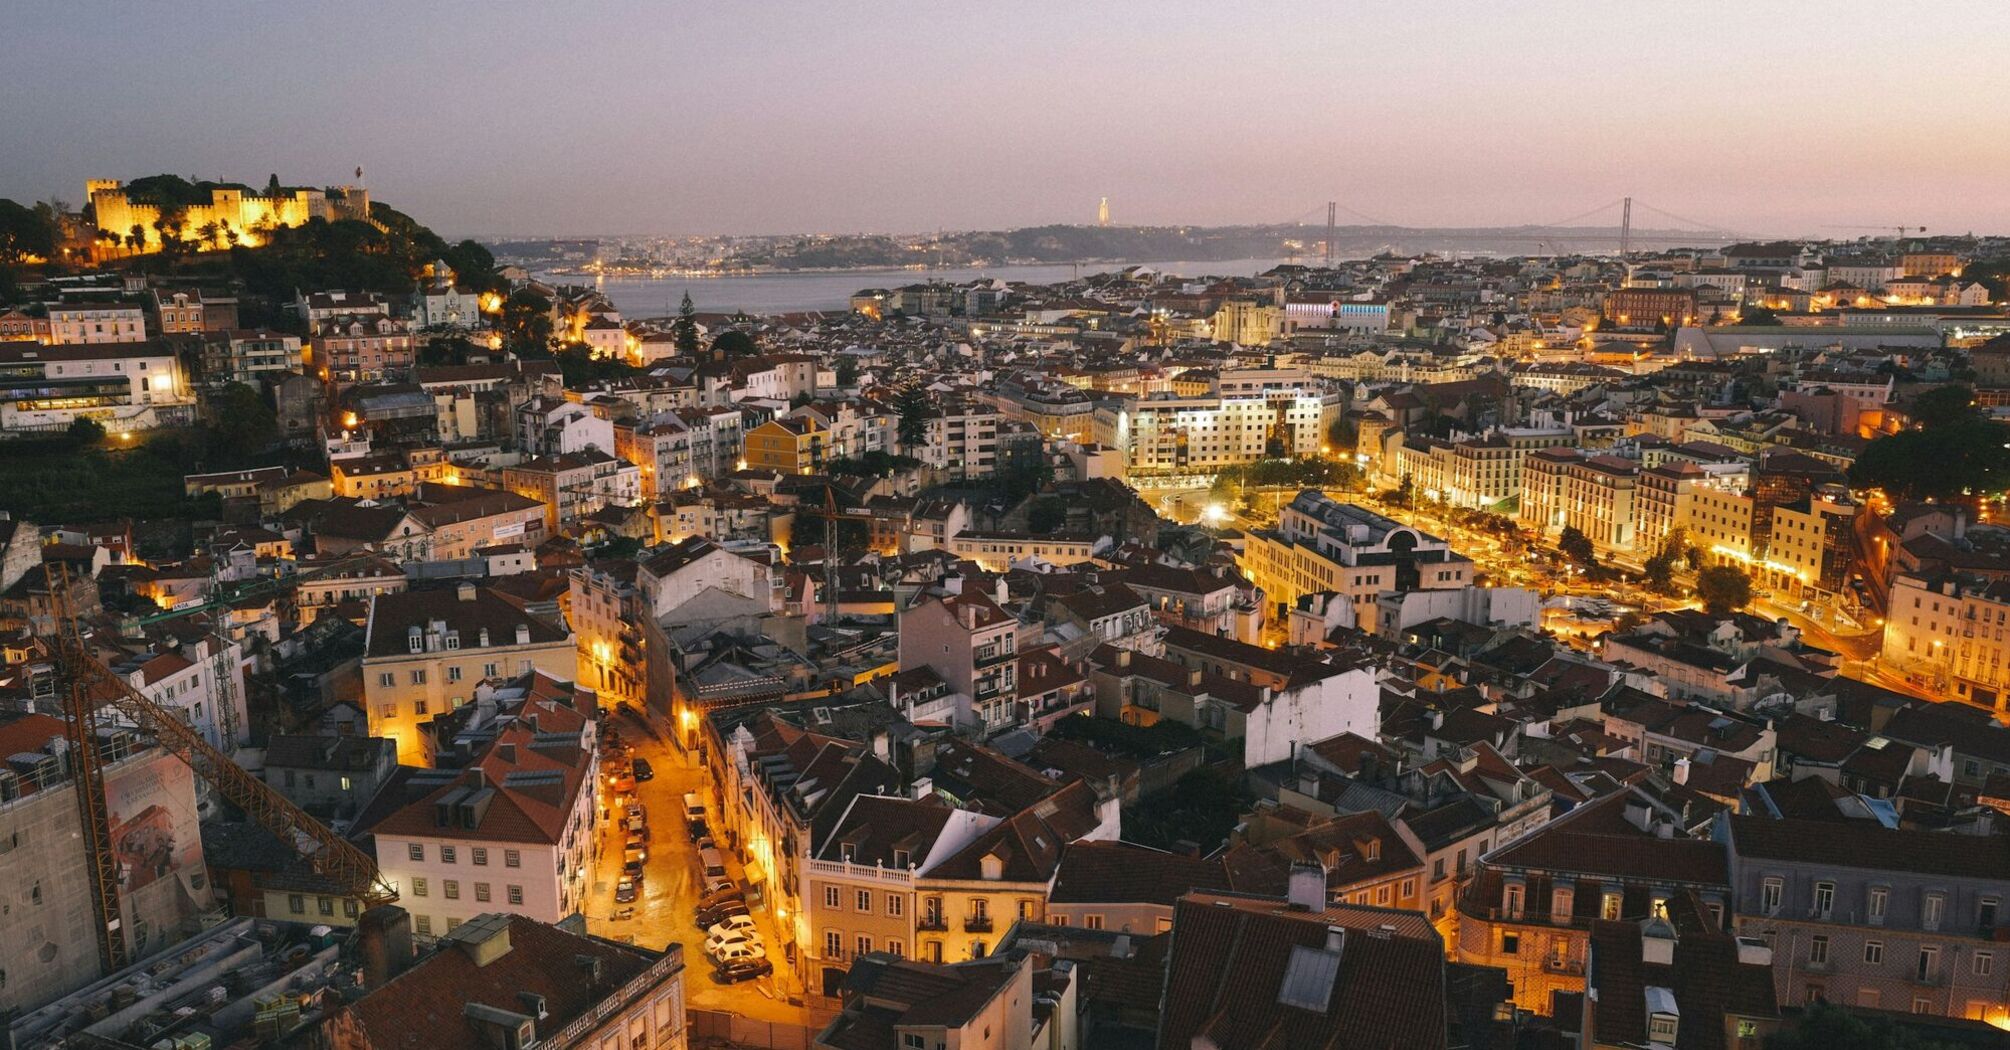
left=1277, top=943, right=1343, bottom=1013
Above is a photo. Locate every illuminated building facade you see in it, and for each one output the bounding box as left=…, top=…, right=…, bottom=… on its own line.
left=87, top=178, right=373, bottom=253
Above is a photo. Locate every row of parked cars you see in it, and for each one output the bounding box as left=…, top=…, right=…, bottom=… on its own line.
left=685, top=793, right=774, bottom=984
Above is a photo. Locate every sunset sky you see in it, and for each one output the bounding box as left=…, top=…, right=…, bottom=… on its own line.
left=5, top=0, right=2006, bottom=238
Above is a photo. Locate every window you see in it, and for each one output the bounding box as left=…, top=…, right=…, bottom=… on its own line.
left=409, top=670, right=426, bottom=685
left=1981, top=897, right=1999, bottom=930
left=504, top=850, right=520, bottom=868
left=824, top=931, right=842, bottom=957
left=903, top=1036, right=925, bottom=1050
left=447, top=666, right=462, bottom=683
left=508, top=884, right=523, bottom=905
left=1400, top=878, right=1416, bottom=899
left=1810, top=935, right=1829, bottom=965
left=1813, top=881, right=1835, bottom=917
left=1859, top=989, right=1880, bottom=1009
left=412, top=877, right=428, bottom=897
left=1976, top=952, right=1994, bottom=977
left=825, top=886, right=840, bottom=909
left=484, top=663, right=498, bottom=677
left=1912, top=997, right=1931, bottom=1014
left=413, top=701, right=428, bottom=717
left=972, top=898, right=989, bottom=919
left=1018, top=899, right=1037, bottom=920
left=887, top=895, right=903, bottom=918
left=472, top=848, right=487, bottom=866
left=444, top=880, right=460, bottom=900
left=887, top=940, right=904, bottom=959
left=415, top=915, right=432, bottom=936
left=855, top=934, right=872, bottom=956
left=441, top=846, right=457, bottom=864
left=1760, top=877, right=1783, bottom=914
left=1501, top=932, right=1520, bottom=955
left=1918, top=946, right=1939, bottom=981
left=475, top=883, right=490, bottom=902
left=1869, top=887, right=1888, bottom=923
left=289, top=894, right=305, bottom=914
left=318, top=897, right=334, bottom=916
left=378, top=673, right=395, bottom=688
left=1084, top=914, right=1104, bottom=930
left=408, top=843, right=425, bottom=862
left=344, top=900, right=359, bottom=918
left=1865, top=941, right=1883, bottom=964
left=1924, top=894, right=1945, bottom=931
left=857, top=889, right=872, bottom=912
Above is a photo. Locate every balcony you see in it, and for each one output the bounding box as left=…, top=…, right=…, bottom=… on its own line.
left=1542, top=957, right=1585, bottom=976
left=964, top=915, right=993, bottom=933
left=917, top=916, right=948, bottom=932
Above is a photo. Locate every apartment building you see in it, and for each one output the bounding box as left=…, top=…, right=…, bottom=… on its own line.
left=151, top=288, right=238, bottom=335
left=742, top=415, right=827, bottom=475
left=503, top=449, right=642, bottom=531
left=0, top=341, right=196, bottom=434
left=361, top=584, right=576, bottom=764
left=293, top=552, right=408, bottom=628
left=1240, top=491, right=1473, bottom=632
left=570, top=560, right=644, bottom=705
left=1092, top=390, right=1335, bottom=475
left=1882, top=572, right=2010, bottom=712
left=898, top=588, right=1020, bottom=734
left=1722, top=815, right=2010, bottom=1024
left=314, top=315, right=415, bottom=383
left=47, top=302, right=146, bottom=343
left=1457, top=792, right=1732, bottom=1014
left=220, top=330, right=302, bottom=385
left=405, top=483, right=547, bottom=560
left=367, top=709, right=598, bottom=937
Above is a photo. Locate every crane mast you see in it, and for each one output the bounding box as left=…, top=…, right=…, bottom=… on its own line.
left=48, top=566, right=397, bottom=977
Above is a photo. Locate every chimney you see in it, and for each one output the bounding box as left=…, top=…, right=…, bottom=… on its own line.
left=356, top=904, right=414, bottom=990
left=1672, top=757, right=1690, bottom=785
left=1324, top=925, right=1347, bottom=954
left=1286, top=861, right=1326, bottom=911
left=458, top=581, right=478, bottom=602
left=1428, top=709, right=1445, bottom=731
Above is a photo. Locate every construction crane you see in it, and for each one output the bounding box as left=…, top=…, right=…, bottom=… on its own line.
left=48, top=565, right=396, bottom=976
left=1823, top=224, right=1927, bottom=239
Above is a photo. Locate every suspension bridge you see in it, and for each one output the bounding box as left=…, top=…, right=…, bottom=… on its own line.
left=1279, top=196, right=1744, bottom=262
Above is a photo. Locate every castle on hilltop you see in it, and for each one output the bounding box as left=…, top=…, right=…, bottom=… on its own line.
left=87, top=178, right=374, bottom=252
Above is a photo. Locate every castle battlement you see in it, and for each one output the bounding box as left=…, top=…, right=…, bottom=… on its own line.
left=87, top=178, right=375, bottom=252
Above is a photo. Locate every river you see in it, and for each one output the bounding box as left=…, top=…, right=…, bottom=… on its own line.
left=545, top=257, right=1294, bottom=317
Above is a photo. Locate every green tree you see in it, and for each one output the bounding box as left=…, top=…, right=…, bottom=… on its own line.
left=1696, top=564, right=1753, bottom=616
left=1736, top=304, right=1779, bottom=326
left=1910, top=384, right=1978, bottom=429
left=1388, top=471, right=1415, bottom=508
left=206, top=383, right=278, bottom=463
left=1026, top=497, right=1068, bottom=534
left=674, top=291, right=701, bottom=360
left=895, top=383, right=930, bottom=453
left=1558, top=526, right=1597, bottom=571
left=1765, top=1002, right=1963, bottom=1050
left=0, top=198, right=56, bottom=264
left=500, top=289, right=555, bottom=355
left=1848, top=418, right=2010, bottom=501
left=265, top=173, right=283, bottom=196
left=713, top=329, right=756, bottom=359
left=1643, top=527, right=1687, bottom=593
left=835, top=357, right=860, bottom=387
left=66, top=416, right=106, bottom=446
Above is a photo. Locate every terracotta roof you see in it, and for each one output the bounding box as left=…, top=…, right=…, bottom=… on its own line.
left=1726, top=815, right=2010, bottom=881
left=1159, top=893, right=1448, bottom=1050
left=339, top=914, right=660, bottom=1050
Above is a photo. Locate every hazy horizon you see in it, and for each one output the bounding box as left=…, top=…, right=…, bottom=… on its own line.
left=7, top=1, right=2009, bottom=240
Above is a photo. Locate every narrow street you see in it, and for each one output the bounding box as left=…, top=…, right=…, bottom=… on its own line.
left=583, top=707, right=817, bottom=1028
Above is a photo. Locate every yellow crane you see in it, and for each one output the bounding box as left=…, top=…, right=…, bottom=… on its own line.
left=49, top=565, right=396, bottom=976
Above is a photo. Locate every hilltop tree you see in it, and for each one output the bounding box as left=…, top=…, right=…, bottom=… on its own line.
left=674, top=291, right=701, bottom=360
left=1696, top=564, right=1753, bottom=617
left=1910, top=384, right=1979, bottom=429
left=0, top=198, right=56, bottom=264
left=500, top=289, right=555, bottom=355
left=713, top=329, right=756, bottom=359
left=1643, top=527, right=1688, bottom=593
left=895, top=383, right=931, bottom=453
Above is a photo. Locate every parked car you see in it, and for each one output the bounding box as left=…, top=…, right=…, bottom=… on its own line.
left=608, top=772, right=637, bottom=793
left=624, top=842, right=647, bottom=865
left=623, top=857, right=645, bottom=880
left=707, top=914, right=758, bottom=941
left=687, top=819, right=710, bottom=841
left=632, top=757, right=654, bottom=781
left=694, top=884, right=745, bottom=912
left=710, top=940, right=765, bottom=964
left=713, top=957, right=773, bottom=984
left=704, top=929, right=764, bottom=958
left=695, top=835, right=716, bottom=853
left=696, top=901, right=750, bottom=929
left=614, top=878, right=637, bottom=903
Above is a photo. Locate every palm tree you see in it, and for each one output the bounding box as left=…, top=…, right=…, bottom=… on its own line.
left=196, top=221, right=221, bottom=250
left=128, top=224, right=146, bottom=254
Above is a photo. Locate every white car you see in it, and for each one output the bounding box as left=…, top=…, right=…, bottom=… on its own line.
left=705, top=929, right=765, bottom=958
left=708, top=937, right=766, bottom=963
left=706, top=914, right=758, bottom=941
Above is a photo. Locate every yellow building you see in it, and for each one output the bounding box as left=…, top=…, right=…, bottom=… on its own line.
left=742, top=416, right=827, bottom=475
left=87, top=178, right=374, bottom=253
left=361, top=584, right=576, bottom=764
